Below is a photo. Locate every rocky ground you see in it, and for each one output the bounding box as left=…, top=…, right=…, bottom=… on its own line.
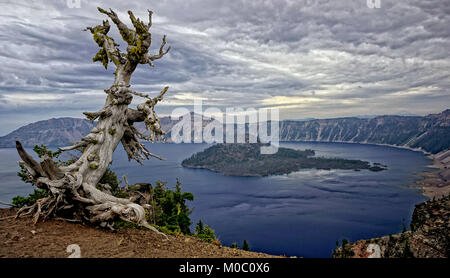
left=416, top=149, right=450, bottom=199
left=0, top=209, right=280, bottom=258
left=333, top=194, right=450, bottom=258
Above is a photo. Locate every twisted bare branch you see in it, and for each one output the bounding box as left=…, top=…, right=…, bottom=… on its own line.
left=144, top=35, right=171, bottom=67
left=98, top=8, right=136, bottom=45
left=14, top=7, right=173, bottom=238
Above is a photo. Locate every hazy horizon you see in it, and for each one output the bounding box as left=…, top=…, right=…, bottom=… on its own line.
left=2, top=107, right=448, bottom=137
left=1, top=0, right=449, bottom=135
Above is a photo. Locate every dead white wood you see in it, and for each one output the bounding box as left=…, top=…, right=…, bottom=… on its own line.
left=15, top=7, right=171, bottom=238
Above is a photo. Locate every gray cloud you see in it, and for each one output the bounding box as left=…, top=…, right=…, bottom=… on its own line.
left=0, top=0, right=449, bottom=135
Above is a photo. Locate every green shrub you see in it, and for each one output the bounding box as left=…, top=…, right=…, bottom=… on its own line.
left=193, top=220, right=216, bottom=243
left=33, top=144, right=62, bottom=159
left=100, top=168, right=119, bottom=194
left=242, top=240, right=250, bottom=251
left=17, top=145, right=69, bottom=185
left=12, top=189, right=48, bottom=208
left=149, top=179, right=194, bottom=235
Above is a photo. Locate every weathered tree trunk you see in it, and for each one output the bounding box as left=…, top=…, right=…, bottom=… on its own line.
left=15, top=7, right=171, bottom=235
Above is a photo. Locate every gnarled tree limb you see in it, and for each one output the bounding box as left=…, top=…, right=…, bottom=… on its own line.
left=143, top=35, right=171, bottom=67
left=15, top=7, right=172, bottom=239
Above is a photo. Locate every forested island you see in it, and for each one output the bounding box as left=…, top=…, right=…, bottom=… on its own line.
left=181, top=143, right=387, bottom=176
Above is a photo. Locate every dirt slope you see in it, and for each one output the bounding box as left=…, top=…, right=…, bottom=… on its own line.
left=0, top=209, right=279, bottom=258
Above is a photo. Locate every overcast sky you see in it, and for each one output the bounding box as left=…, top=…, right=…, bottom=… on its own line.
left=0, top=0, right=449, bottom=135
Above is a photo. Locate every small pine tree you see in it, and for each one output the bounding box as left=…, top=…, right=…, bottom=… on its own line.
left=194, top=220, right=216, bottom=243
left=230, top=242, right=238, bottom=249
left=242, top=240, right=250, bottom=251
left=195, top=220, right=204, bottom=234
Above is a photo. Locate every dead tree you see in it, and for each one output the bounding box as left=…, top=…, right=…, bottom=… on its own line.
left=14, top=7, right=170, bottom=234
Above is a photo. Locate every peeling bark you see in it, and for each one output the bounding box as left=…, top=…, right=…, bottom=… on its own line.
left=15, top=7, right=171, bottom=238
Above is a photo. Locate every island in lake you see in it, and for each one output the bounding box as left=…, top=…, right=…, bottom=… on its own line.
left=181, top=143, right=387, bottom=176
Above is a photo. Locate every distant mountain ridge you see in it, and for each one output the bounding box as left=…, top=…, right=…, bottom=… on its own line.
left=0, top=116, right=179, bottom=149
left=0, top=110, right=449, bottom=154
left=280, top=109, right=450, bottom=154
left=0, top=117, right=95, bottom=148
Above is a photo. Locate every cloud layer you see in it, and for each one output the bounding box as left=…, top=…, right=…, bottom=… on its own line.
left=0, top=0, right=449, bottom=135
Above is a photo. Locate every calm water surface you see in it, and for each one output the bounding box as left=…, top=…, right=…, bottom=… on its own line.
left=0, top=142, right=430, bottom=257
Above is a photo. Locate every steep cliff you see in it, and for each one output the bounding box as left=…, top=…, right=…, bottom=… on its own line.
left=332, top=194, right=450, bottom=258
left=280, top=109, right=450, bottom=154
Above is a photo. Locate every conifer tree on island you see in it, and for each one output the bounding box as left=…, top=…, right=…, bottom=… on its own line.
left=14, top=7, right=171, bottom=235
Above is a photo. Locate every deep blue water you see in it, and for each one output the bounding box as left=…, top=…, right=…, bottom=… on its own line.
left=0, top=142, right=430, bottom=257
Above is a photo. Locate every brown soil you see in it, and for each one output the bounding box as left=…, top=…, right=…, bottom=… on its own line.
left=0, top=209, right=280, bottom=258
left=413, top=150, right=450, bottom=199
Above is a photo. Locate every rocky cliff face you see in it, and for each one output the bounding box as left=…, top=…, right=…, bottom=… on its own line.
left=332, top=194, right=450, bottom=258
left=280, top=109, right=450, bottom=154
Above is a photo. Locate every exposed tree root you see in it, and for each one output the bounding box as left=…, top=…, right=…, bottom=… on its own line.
left=0, top=215, right=15, bottom=221
left=15, top=141, right=169, bottom=240
left=13, top=7, right=172, bottom=242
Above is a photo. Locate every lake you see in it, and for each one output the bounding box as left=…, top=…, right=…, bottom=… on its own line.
left=0, top=142, right=430, bottom=257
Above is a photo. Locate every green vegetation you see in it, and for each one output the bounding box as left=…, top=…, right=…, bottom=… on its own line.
left=99, top=168, right=120, bottom=194
left=193, top=220, right=216, bottom=243
left=242, top=240, right=250, bottom=251
left=228, top=240, right=251, bottom=251
left=332, top=238, right=355, bottom=258
left=32, top=144, right=62, bottom=159
left=182, top=143, right=387, bottom=176
left=17, top=145, right=65, bottom=185
left=148, top=179, right=194, bottom=235
left=112, top=181, right=222, bottom=243
left=12, top=189, right=48, bottom=208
